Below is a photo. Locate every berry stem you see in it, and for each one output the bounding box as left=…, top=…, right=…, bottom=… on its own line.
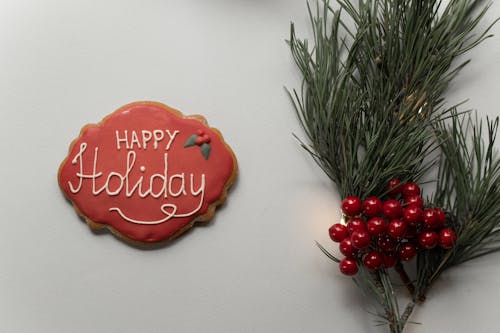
left=400, top=301, right=416, bottom=329
left=394, top=262, right=415, bottom=296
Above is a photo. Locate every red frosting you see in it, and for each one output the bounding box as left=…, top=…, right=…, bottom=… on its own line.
left=58, top=101, right=237, bottom=243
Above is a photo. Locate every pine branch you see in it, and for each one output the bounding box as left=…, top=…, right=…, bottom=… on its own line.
left=415, top=113, right=500, bottom=297
left=288, top=1, right=495, bottom=332
left=288, top=0, right=495, bottom=199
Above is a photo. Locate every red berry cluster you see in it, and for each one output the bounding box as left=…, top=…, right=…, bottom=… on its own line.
left=195, top=129, right=211, bottom=146
left=329, top=179, right=457, bottom=276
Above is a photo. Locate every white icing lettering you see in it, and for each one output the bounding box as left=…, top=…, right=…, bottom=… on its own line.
left=130, top=130, right=141, bottom=149
left=149, top=154, right=168, bottom=198
left=165, top=130, right=179, bottom=150
left=68, top=142, right=88, bottom=193
left=114, top=129, right=179, bottom=151
left=92, top=148, right=105, bottom=195
left=109, top=204, right=177, bottom=225
left=68, top=144, right=206, bottom=224
left=141, top=130, right=152, bottom=149
left=105, top=172, right=124, bottom=195
left=153, top=130, right=164, bottom=150
left=108, top=184, right=205, bottom=224
left=116, top=130, right=129, bottom=150
left=190, top=173, right=205, bottom=197
left=169, top=174, right=187, bottom=197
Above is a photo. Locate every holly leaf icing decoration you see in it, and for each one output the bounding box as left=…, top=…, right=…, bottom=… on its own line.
left=184, top=134, right=198, bottom=147
left=201, top=143, right=211, bottom=160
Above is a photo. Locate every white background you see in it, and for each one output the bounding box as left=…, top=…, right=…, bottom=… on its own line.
left=1, top=1, right=499, bottom=332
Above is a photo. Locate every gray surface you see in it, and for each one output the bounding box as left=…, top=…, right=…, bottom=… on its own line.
left=0, top=1, right=499, bottom=332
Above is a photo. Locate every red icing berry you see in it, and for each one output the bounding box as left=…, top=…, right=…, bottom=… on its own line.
left=418, top=231, right=439, bottom=249
left=403, top=205, right=423, bottom=226
left=404, top=195, right=423, bottom=209
left=351, top=230, right=371, bottom=249
left=346, top=218, right=366, bottom=235
left=363, top=196, right=383, bottom=217
left=398, top=243, right=417, bottom=261
left=402, top=182, right=420, bottom=197
left=341, top=196, right=363, bottom=217
left=339, top=258, right=358, bottom=276
left=382, top=253, right=398, bottom=268
left=377, top=235, right=396, bottom=252
left=383, top=200, right=403, bottom=219
left=439, top=228, right=457, bottom=249
left=328, top=223, right=348, bottom=242
left=387, top=219, right=407, bottom=239
left=423, top=208, right=439, bottom=229
left=339, top=238, right=358, bottom=257
left=386, top=178, right=402, bottom=196
left=434, top=208, right=446, bottom=228
left=367, top=217, right=387, bottom=236
left=195, top=136, right=204, bottom=146
left=196, top=129, right=205, bottom=136
left=363, top=251, right=383, bottom=270
left=202, top=134, right=211, bottom=144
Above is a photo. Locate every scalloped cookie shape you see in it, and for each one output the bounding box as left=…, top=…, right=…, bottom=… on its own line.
left=58, top=101, right=238, bottom=244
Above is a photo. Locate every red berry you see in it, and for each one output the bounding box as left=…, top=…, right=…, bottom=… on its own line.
left=434, top=208, right=446, bottom=228
left=398, top=243, right=417, bottom=261
left=404, top=195, right=423, bottom=209
left=363, top=251, right=383, bottom=270
left=339, top=238, right=358, bottom=257
left=346, top=218, right=366, bottom=235
left=195, top=137, right=204, bottom=146
left=403, top=205, right=423, bottom=226
left=418, top=231, right=439, bottom=249
left=363, top=196, right=383, bottom=217
left=439, top=228, right=457, bottom=249
left=351, top=230, right=371, bottom=249
left=404, top=225, right=417, bottom=239
left=387, top=219, right=407, bottom=239
left=202, top=134, right=211, bottom=144
left=339, top=258, right=358, bottom=276
left=382, top=253, right=398, bottom=268
left=377, top=235, right=396, bottom=252
left=402, top=182, right=421, bottom=197
left=367, top=217, right=387, bottom=236
left=383, top=200, right=403, bottom=219
left=328, top=223, right=348, bottom=242
left=341, top=196, right=363, bottom=217
left=423, top=209, right=439, bottom=229
left=196, top=129, right=205, bottom=136
left=386, top=178, right=402, bottom=196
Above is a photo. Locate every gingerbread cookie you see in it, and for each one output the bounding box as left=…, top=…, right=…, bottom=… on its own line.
left=58, top=101, right=237, bottom=244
